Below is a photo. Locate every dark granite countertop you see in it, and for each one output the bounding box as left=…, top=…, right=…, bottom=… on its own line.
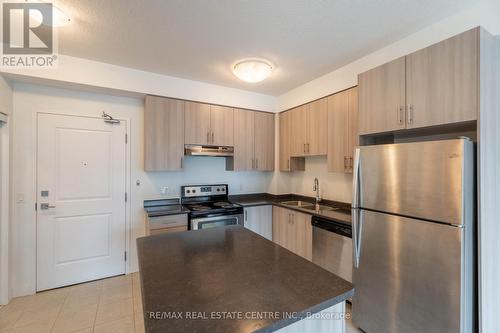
left=144, top=205, right=190, bottom=217
left=144, top=199, right=190, bottom=217
left=230, top=193, right=352, bottom=226
left=137, top=226, right=354, bottom=333
left=143, top=194, right=352, bottom=226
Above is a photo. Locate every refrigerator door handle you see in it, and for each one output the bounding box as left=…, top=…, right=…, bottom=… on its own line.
left=352, top=208, right=363, bottom=268
left=352, top=148, right=361, bottom=208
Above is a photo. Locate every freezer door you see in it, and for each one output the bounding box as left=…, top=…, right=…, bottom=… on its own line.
left=352, top=209, right=464, bottom=333
left=353, top=138, right=473, bottom=225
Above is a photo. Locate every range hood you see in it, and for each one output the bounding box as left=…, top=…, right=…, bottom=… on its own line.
left=184, top=145, right=234, bottom=157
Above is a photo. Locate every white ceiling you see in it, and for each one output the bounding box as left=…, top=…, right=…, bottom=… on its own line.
left=55, top=0, right=477, bottom=96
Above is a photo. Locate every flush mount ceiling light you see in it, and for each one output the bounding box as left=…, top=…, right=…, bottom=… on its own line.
left=29, top=1, right=71, bottom=27
left=232, top=59, right=274, bottom=83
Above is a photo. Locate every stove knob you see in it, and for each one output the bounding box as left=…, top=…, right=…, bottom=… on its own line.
left=192, top=190, right=196, bottom=193
left=186, top=190, right=191, bottom=194
left=216, top=188, right=220, bottom=192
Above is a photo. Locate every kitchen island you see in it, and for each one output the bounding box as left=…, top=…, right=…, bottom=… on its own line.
left=136, top=225, right=354, bottom=333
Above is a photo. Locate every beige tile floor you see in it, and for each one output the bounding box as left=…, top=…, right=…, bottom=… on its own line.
left=0, top=273, right=360, bottom=333
left=0, top=274, right=144, bottom=333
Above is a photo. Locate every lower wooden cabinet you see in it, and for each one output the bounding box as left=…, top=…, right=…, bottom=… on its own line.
left=243, top=206, right=272, bottom=240
left=272, top=206, right=312, bottom=261
left=146, top=214, right=188, bottom=236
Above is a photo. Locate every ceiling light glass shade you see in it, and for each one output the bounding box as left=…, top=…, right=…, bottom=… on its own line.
left=232, top=59, right=274, bottom=83
left=30, top=3, right=71, bottom=27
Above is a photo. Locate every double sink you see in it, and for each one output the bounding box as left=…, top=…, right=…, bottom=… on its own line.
left=280, top=200, right=339, bottom=213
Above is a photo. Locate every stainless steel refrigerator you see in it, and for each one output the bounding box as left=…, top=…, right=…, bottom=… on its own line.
left=351, top=138, right=475, bottom=333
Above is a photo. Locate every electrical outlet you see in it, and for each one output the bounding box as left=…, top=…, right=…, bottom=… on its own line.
left=160, top=186, right=169, bottom=195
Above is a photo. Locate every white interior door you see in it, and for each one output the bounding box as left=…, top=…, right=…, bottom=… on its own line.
left=36, top=113, right=127, bottom=291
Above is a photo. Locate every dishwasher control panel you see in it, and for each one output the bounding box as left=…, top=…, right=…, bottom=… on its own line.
left=311, top=217, right=352, bottom=238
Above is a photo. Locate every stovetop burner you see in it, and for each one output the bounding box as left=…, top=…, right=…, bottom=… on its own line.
left=213, top=201, right=237, bottom=208
left=184, top=201, right=239, bottom=212
left=188, top=205, right=212, bottom=212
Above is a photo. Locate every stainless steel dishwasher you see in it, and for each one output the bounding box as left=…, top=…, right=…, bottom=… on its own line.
left=312, top=216, right=353, bottom=282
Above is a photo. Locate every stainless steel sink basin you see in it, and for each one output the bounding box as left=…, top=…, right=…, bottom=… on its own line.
left=281, top=200, right=341, bottom=213
left=311, top=205, right=338, bottom=212
left=280, top=200, right=315, bottom=208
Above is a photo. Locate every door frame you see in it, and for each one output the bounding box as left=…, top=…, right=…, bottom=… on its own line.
left=0, top=115, right=10, bottom=304
left=34, top=110, right=132, bottom=289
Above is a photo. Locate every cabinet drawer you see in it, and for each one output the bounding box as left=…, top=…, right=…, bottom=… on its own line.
left=147, top=214, right=188, bottom=232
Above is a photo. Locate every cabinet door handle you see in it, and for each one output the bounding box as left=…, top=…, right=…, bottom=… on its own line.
left=287, top=159, right=290, bottom=169
left=303, top=143, right=306, bottom=154
left=211, top=132, right=214, bottom=144
left=244, top=210, right=248, bottom=221
left=180, top=158, right=183, bottom=168
left=206, top=131, right=210, bottom=144
left=252, top=159, right=255, bottom=169
left=350, top=157, right=353, bottom=169
left=407, top=105, right=413, bottom=124
left=344, top=156, right=347, bottom=169
left=398, top=106, right=404, bottom=125
left=256, top=159, right=258, bottom=170
left=307, top=143, right=310, bottom=153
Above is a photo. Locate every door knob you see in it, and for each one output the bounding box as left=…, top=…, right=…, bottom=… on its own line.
left=40, top=203, right=56, bottom=210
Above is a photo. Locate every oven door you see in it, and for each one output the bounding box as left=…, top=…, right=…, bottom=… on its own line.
left=190, top=213, right=243, bottom=230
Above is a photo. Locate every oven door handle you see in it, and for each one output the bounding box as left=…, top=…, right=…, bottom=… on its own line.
left=191, top=214, right=242, bottom=223
left=190, top=213, right=244, bottom=230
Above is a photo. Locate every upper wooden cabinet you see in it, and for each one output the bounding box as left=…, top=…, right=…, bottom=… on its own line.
left=279, top=111, right=305, bottom=172
left=184, top=101, right=234, bottom=146
left=144, top=96, right=185, bottom=171
left=405, top=28, right=478, bottom=128
left=358, top=57, right=406, bottom=135
left=210, top=105, right=234, bottom=146
left=289, top=99, right=328, bottom=156
left=232, top=109, right=254, bottom=170
left=358, top=28, right=480, bottom=135
left=184, top=101, right=211, bottom=145
left=306, top=98, right=328, bottom=155
left=327, top=87, right=358, bottom=173
left=229, top=109, right=274, bottom=171
left=253, top=112, right=275, bottom=171
left=290, top=106, right=307, bottom=156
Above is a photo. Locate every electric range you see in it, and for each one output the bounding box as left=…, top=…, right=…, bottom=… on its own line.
left=181, top=184, right=244, bottom=230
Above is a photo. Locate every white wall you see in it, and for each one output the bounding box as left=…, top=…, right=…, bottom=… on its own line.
left=0, top=74, right=13, bottom=305
left=277, top=0, right=500, bottom=110
left=2, top=54, right=277, bottom=112
left=10, top=83, right=273, bottom=297
left=276, top=157, right=353, bottom=203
